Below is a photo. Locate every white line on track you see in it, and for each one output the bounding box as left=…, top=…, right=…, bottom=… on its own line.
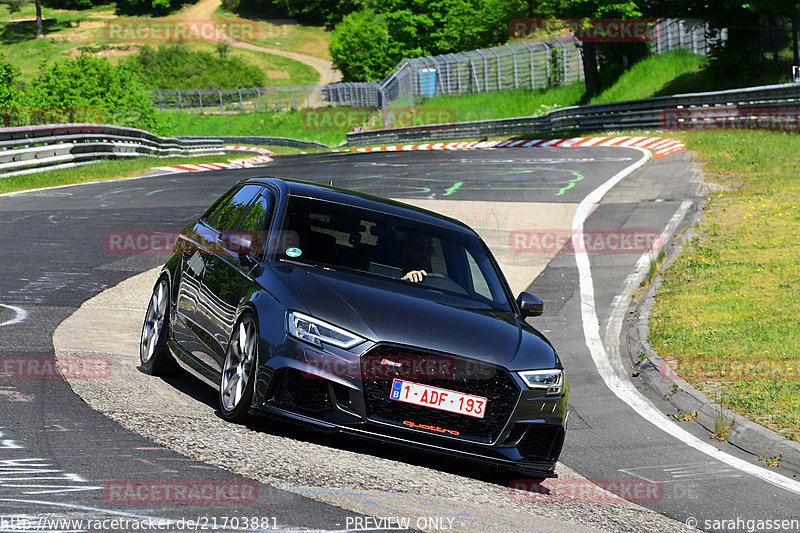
left=573, top=147, right=800, bottom=496
left=0, top=304, right=27, bottom=327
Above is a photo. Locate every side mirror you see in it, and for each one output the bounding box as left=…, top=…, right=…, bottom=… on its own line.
left=219, top=230, right=255, bottom=256
left=517, top=292, right=544, bottom=318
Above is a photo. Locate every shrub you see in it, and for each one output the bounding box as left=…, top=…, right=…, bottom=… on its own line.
left=25, top=55, right=159, bottom=132
left=127, top=44, right=267, bottom=90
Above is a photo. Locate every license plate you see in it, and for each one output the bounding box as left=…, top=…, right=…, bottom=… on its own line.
left=389, top=379, right=487, bottom=419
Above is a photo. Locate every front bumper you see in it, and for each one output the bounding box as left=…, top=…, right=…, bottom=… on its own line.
left=252, top=340, right=568, bottom=476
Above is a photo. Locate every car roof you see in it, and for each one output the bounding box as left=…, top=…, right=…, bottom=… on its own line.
left=246, top=176, right=477, bottom=236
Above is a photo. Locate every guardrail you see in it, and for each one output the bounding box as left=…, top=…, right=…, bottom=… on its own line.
left=177, top=135, right=332, bottom=150
left=0, top=123, right=227, bottom=179
left=346, top=83, right=800, bottom=146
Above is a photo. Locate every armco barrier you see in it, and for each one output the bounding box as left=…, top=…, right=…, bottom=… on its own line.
left=0, top=123, right=227, bottom=179
left=177, top=135, right=332, bottom=150
left=346, top=83, right=800, bottom=146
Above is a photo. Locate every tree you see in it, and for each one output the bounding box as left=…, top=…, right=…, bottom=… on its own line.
left=329, top=9, right=394, bottom=81
left=0, top=54, right=25, bottom=127
left=26, top=55, right=159, bottom=132
left=234, top=0, right=368, bottom=26
left=1, top=0, right=44, bottom=37
left=328, top=0, right=523, bottom=81
left=641, top=0, right=799, bottom=82
left=536, top=0, right=643, bottom=99
left=115, top=0, right=184, bottom=15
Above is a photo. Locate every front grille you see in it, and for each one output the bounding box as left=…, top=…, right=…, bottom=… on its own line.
left=517, top=425, right=563, bottom=462
left=361, top=345, right=519, bottom=443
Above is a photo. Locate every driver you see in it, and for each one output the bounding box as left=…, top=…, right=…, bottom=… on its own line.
left=400, top=233, right=433, bottom=282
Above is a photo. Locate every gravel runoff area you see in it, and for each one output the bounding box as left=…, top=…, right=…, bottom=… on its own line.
left=53, top=267, right=697, bottom=533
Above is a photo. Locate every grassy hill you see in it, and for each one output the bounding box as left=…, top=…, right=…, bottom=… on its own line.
left=0, top=2, right=324, bottom=86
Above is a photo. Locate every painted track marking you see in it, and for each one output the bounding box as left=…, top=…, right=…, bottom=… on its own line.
left=573, top=147, right=800, bottom=496
left=0, top=304, right=27, bottom=327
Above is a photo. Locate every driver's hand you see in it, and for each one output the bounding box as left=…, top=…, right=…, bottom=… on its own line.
left=402, top=269, right=427, bottom=283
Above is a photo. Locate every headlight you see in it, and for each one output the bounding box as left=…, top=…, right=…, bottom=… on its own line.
left=287, top=311, right=364, bottom=350
left=518, top=369, right=564, bottom=395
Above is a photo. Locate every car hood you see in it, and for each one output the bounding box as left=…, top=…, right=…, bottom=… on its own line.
left=269, top=263, right=558, bottom=370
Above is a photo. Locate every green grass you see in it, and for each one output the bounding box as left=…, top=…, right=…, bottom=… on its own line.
left=590, top=49, right=708, bottom=104
left=0, top=4, right=117, bottom=78
left=229, top=46, right=319, bottom=86
left=408, top=84, right=586, bottom=122
left=649, top=130, right=800, bottom=440
left=0, top=152, right=281, bottom=194
left=156, top=109, right=349, bottom=146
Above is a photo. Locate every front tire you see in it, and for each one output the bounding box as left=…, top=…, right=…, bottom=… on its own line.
left=140, top=277, right=175, bottom=375
left=219, top=313, right=258, bottom=423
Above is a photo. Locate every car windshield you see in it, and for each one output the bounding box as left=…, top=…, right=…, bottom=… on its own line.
left=276, top=195, right=512, bottom=310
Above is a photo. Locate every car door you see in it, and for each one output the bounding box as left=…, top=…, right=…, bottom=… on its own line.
left=173, top=185, right=239, bottom=361
left=177, top=184, right=264, bottom=371
left=196, top=187, right=275, bottom=373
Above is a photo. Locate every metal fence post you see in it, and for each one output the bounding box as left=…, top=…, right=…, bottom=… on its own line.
left=475, top=49, right=489, bottom=92
left=257, top=88, right=262, bottom=112
left=218, top=90, right=224, bottom=115
left=520, top=41, right=535, bottom=89
left=542, top=41, right=552, bottom=88
left=177, top=90, right=182, bottom=111
left=468, top=59, right=478, bottom=94
left=489, top=48, right=502, bottom=91
left=156, top=90, right=163, bottom=111
left=506, top=44, right=519, bottom=89
left=456, top=53, right=465, bottom=94
left=197, top=89, right=203, bottom=114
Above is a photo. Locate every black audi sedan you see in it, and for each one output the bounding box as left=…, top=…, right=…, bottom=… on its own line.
left=140, top=177, right=568, bottom=477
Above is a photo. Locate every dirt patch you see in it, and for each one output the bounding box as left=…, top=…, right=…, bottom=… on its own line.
left=96, top=48, right=138, bottom=57
left=265, top=70, right=290, bottom=79
left=70, top=20, right=106, bottom=29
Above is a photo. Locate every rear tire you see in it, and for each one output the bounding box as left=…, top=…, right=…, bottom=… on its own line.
left=219, top=313, right=258, bottom=423
left=140, top=277, right=176, bottom=376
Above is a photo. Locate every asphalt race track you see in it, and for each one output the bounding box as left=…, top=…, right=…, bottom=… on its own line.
left=1, top=147, right=799, bottom=532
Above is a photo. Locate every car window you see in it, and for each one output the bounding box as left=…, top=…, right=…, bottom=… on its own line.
left=210, top=185, right=264, bottom=232
left=238, top=191, right=275, bottom=257
left=466, top=250, right=492, bottom=300
left=202, top=186, right=237, bottom=222
left=279, top=196, right=511, bottom=310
